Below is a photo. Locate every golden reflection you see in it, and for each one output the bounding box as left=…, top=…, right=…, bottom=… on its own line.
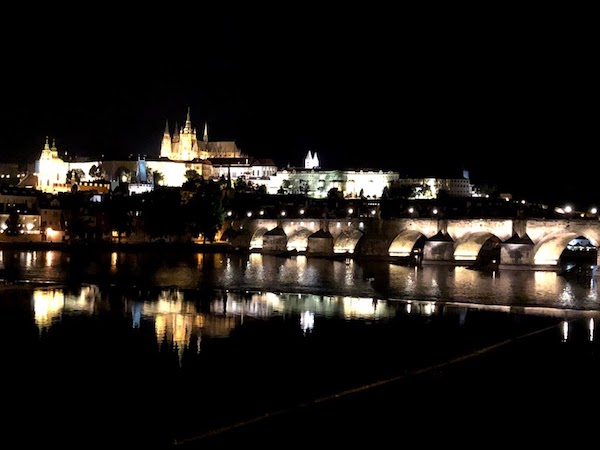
left=110, top=252, right=118, bottom=274
left=590, top=318, right=595, bottom=342
left=402, top=300, right=439, bottom=316
left=33, top=289, right=65, bottom=329
left=342, top=296, right=381, bottom=318
left=25, top=251, right=34, bottom=268
left=423, top=302, right=436, bottom=316
left=72, top=285, right=99, bottom=310
left=561, top=321, right=569, bottom=342
left=295, top=255, right=307, bottom=282
left=144, top=289, right=240, bottom=357
left=155, top=313, right=204, bottom=359
left=46, top=250, right=55, bottom=267
left=300, top=311, right=314, bottom=333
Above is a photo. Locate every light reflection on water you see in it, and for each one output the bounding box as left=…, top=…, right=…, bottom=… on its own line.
left=3, top=248, right=599, bottom=448
left=1, top=249, right=598, bottom=310
left=29, top=282, right=600, bottom=362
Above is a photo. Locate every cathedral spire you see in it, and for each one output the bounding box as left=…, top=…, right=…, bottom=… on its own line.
left=164, top=120, right=170, bottom=136
left=44, top=136, right=50, bottom=150
left=51, top=138, right=57, bottom=150
left=203, top=122, right=208, bottom=143
left=184, top=106, right=192, bottom=133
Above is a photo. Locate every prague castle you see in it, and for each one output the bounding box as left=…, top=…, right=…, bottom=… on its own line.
left=159, top=107, right=244, bottom=161
left=28, top=108, right=472, bottom=199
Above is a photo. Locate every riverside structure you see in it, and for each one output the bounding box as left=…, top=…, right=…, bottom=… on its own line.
left=222, top=216, right=600, bottom=272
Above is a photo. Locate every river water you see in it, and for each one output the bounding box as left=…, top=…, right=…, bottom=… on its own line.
left=1, top=248, right=598, bottom=447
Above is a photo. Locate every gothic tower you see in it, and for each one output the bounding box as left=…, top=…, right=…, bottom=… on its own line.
left=160, top=120, right=172, bottom=158
left=177, top=107, right=198, bottom=161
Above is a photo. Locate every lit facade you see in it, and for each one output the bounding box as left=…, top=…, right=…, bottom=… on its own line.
left=261, top=165, right=400, bottom=199
left=31, top=109, right=472, bottom=200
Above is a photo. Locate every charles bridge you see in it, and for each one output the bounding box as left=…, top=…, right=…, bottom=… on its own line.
left=221, top=216, right=600, bottom=273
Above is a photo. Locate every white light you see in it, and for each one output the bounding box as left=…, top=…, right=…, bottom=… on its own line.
left=246, top=211, right=252, bottom=217
left=259, top=210, right=264, bottom=216
left=432, top=208, right=438, bottom=215
left=348, top=208, right=353, bottom=215
left=564, top=205, right=572, bottom=213
left=281, top=211, right=286, bottom=216
left=408, top=207, right=414, bottom=214
left=26, top=223, right=34, bottom=231
left=227, top=211, right=232, bottom=217
left=591, top=207, right=598, bottom=215
left=299, top=209, right=304, bottom=215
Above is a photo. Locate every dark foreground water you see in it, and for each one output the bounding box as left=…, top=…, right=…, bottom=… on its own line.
left=1, top=249, right=599, bottom=448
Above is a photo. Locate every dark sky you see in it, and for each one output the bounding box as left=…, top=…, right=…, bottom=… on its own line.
left=1, top=7, right=597, bottom=206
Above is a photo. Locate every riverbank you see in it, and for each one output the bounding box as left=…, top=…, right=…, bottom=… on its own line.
left=0, top=240, right=235, bottom=254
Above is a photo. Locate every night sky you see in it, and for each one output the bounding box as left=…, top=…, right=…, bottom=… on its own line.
left=1, top=7, right=596, bottom=206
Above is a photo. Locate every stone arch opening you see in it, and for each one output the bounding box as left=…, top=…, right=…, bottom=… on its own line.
left=454, top=232, right=501, bottom=266
left=287, top=228, right=313, bottom=252
left=388, top=230, right=427, bottom=265
left=559, top=235, right=598, bottom=271
left=333, top=229, right=364, bottom=254
left=250, top=227, right=269, bottom=250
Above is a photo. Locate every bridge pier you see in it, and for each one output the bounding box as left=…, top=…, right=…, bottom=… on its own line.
left=422, top=232, right=455, bottom=265
left=498, top=234, right=535, bottom=270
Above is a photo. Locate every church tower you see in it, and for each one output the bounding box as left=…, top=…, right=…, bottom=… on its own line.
left=160, top=120, right=172, bottom=158
left=35, top=136, right=66, bottom=193
left=305, top=150, right=313, bottom=169
left=178, top=107, right=198, bottom=161
left=305, top=150, right=319, bottom=169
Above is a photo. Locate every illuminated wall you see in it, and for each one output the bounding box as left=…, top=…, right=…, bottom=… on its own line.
left=262, top=169, right=400, bottom=199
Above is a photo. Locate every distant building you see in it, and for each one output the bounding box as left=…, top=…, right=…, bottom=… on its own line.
left=258, top=153, right=400, bottom=199
left=29, top=108, right=474, bottom=200
left=396, top=168, right=474, bottom=198
left=31, top=108, right=266, bottom=193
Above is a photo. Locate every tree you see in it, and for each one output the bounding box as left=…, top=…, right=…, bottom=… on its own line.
left=89, top=164, right=107, bottom=180
left=234, top=176, right=247, bottom=192
left=184, top=179, right=225, bottom=244
left=106, top=193, right=132, bottom=243
left=153, top=171, right=164, bottom=186
left=185, top=170, right=201, bottom=182
left=142, top=188, right=185, bottom=241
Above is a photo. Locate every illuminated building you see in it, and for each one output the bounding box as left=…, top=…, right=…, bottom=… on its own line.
left=29, top=108, right=472, bottom=200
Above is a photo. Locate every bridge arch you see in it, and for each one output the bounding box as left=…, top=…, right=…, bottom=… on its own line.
left=249, top=227, right=269, bottom=250
left=287, top=228, right=313, bottom=252
left=453, top=231, right=502, bottom=263
left=334, top=229, right=364, bottom=254
left=533, top=231, right=598, bottom=267
left=388, top=230, right=427, bottom=257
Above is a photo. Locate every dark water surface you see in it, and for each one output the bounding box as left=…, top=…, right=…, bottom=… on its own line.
left=1, top=249, right=598, bottom=447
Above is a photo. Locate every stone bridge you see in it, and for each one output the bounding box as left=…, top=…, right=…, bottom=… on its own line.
left=221, top=217, right=600, bottom=273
